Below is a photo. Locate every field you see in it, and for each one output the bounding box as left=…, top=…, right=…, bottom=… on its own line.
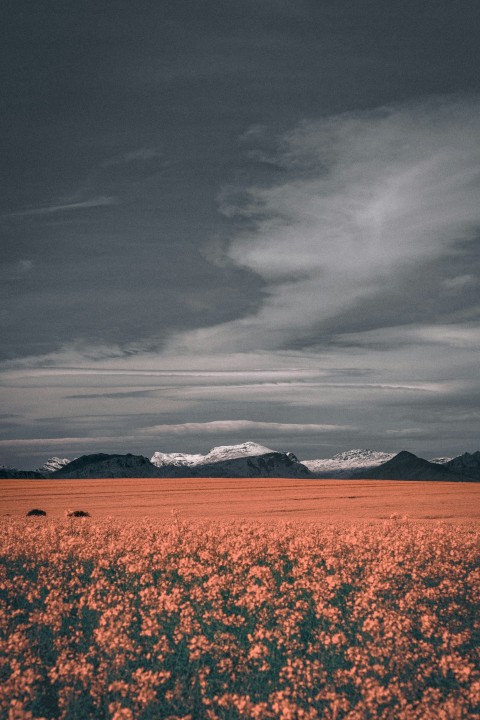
left=1, top=480, right=479, bottom=719
left=1, top=478, right=479, bottom=521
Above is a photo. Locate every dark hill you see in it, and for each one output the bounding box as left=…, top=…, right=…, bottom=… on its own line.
left=446, top=451, right=480, bottom=481
left=51, top=453, right=158, bottom=479
left=0, top=469, right=45, bottom=479
left=354, top=451, right=465, bottom=481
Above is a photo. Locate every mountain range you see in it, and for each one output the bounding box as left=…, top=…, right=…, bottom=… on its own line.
left=354, top=451, right=465, bottom=482
left=48, top=444, right=310, bottom=480
left=1, top=444, right=479, bottom=481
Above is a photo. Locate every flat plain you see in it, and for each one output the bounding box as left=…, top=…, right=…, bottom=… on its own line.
left=1, top=477, right=479, bottom=521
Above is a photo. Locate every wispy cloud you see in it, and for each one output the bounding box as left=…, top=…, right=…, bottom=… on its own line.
left=443, top=274, right=477, bottom=290
left=0, top=435, right=140, bottom=447
left=2, top=96, right=480, bottom=465
left=101, top=147, right=164, bottom=167
left=0, top=259, right=34, bottom=281
left=142, top=420, right=356, bottom=435
left=167, top=95, right=480, bottom=354
left=6, top=196, right=117, bottom=217
left=336, top=323, right=480, bottom=350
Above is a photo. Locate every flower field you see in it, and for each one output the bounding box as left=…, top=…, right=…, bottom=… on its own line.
left=1, top=517, right=479, bottom=720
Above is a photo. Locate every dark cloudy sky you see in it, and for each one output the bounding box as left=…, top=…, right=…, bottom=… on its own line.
left=2, top=0, right=480, bottom=468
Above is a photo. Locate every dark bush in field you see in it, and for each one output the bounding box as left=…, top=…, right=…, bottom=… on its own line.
left=26, top=509, right=46, bottom=516
left=66, top=510, right=90, bottom=517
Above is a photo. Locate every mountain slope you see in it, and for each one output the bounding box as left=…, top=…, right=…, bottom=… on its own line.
left=36, top=457, right=71, bottom=474
left=155, top=450, right=311, bottom=478
left=51, top=453, right=158, bottom=479
left=150, top=450, right=204, bottom=468
left=303, top=449, right=395, bottom=478
left=354, top=451, right=464, bottom=481
left=446, top=451, right=480, bottom=481
left=0, top=467, right=45, bottom=479
left=151, top=442, right=274, bottom=468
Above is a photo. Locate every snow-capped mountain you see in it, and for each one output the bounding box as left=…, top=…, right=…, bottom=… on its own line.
left=429, top=457, right=453, bottom=465
left=154, top=449, right=310, bottom=479
left=302, top=449, right=396, bottom=478
left=36, top=457, right=71, bottom=474
left=48, top=447, right=310, bottom=479
left=203, top=441, right=275, bottom=463
left=149, top=451, right=204, bottom=468
left=151, top=441, right=274, bottom=468
left=331, top=449, right=396, bottom=465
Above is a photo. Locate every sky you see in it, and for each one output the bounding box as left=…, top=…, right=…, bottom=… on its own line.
left=1, top=0, right=480, bottom=468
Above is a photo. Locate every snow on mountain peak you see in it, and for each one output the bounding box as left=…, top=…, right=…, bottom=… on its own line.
left=150, top=451, right=204, bottom=468
left=302, top=448, right=395, bottom=477
left=36, top=457, right=71, bottom=474
left=330, top=449, right=395, bottom=463
left=150, top=441, right=274, bottom=468
left=205, top=442, right=274, bottom=462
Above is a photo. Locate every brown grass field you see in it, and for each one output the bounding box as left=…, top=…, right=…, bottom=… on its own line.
left=1, top=477, right=479, bottom=521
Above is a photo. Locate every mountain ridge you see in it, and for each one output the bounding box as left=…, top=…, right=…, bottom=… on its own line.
left=302, top=449, right=396, bottom=478
left=151, top=441, right=274, bottom=468
left=445, top=451, right=480, bottom=481
left=51, top=453, right=158, bottom=479
left=154, top=450, right=310, bottom=479
left=352, top=450, right=465, bottom=482
left=2, top=444, right=479, bottom=481
left=49, top=447, right=310, bottom=480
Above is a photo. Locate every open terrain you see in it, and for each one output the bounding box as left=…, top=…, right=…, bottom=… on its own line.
left=1, top=477, right=479, bottom=521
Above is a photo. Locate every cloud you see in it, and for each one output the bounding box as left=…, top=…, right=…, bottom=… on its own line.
left=0, top=342, right=312, bottom=379
left=142, top=420, right=355, bottom=435
left=2, top=96, right=480, bottom=465
left=336, top=322, right=480, bottom=350
left=167, top=95, right=480, bottom=354
left=1, top=334, right=478, bottom=465
left=443, top=274, right=477, bottom=290
left=6, top=196, right=117, bottom=217
left=101, top=147, right=164, bottom=167
left=0, top=435, right=140, bottom=448
left=0, top=259, right=34, bottom=281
